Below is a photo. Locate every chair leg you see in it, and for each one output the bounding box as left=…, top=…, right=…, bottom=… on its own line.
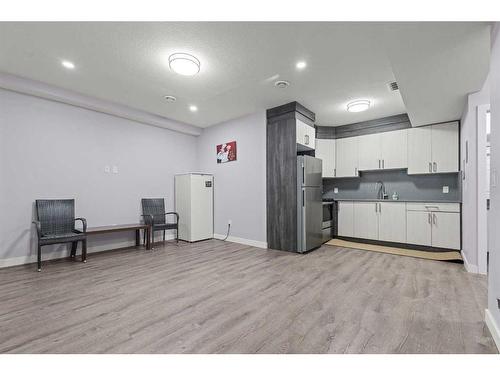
left=37, top=244, right=42, bottom=272
left=82, top=239, right=87, bottom=263
left=143, top=230, right=146, bottom=246
left=163, top=230, right=166, bottom=243
left=176, top=227, right=179, bottom=243
left=71, top=241, right=77, bottom=258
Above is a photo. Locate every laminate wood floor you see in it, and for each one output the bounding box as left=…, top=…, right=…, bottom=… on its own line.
left=0, top=240, right=497, bottom=354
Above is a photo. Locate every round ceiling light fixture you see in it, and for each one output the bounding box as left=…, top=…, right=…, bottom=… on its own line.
left=274, top=80, right=290, bottom=89
left=296, top=61, right=307, bottom=70
left=168, top=53, right=200, bottom=76
left=61, top=60, right=75, bottom=69
left=189, top=105, right=198, bottom=112
left=164, top=95, right=177, bottom=102
left=347, top=99, right=371, bottom=113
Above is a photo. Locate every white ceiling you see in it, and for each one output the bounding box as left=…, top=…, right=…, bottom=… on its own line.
left=0, top=22, right=490, bottom=128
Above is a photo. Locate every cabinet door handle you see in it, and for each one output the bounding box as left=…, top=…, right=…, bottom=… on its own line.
left=379, top=203, right=381, bottom=213
left=304, top=134, right=309, bottom=145
left=355, top=167, right=358, bottom=175
left=378, top=159, right=381, bottom=169
left=433, top=213, right=437, bottom=225
left=429, top=162, right=432, bottom=173
left=382, top=159, right=385, bottom=169
left=334, top=168, right=336, bottom=177
left=433, top=162, right=437, bottom=172
left=428, top=213, right=432, bottom=224
left=375, top=203, right=378, bottom=212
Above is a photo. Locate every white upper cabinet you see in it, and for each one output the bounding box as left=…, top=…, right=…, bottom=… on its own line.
left=315, top=139, right=336, bottom=178
left=358, top=129, right=407, bottom=171
left=380, top=129, right=407, bottom=170
left=431, top=122, right=459, bottom=173
left=335, top=137, right=358, bottom=177
left=408, top=121, right=458, bottom=175
left=358, top=133, right=381, bottom=171
left=408, top=126, right=432, bottom=174
left=296, top=119, right=315, bottom=151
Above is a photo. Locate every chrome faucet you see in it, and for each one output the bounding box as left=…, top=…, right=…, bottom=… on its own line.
left=376, top=181, right=388, bottom=200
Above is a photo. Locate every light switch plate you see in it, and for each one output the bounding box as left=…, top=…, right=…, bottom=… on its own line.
left=104, top=165, right=110, bottom=173
left=334, top=187, right=339, bottom=194
left=112, top=166, right=119, bottom=174
left=443, top=186, right=449, bottom=194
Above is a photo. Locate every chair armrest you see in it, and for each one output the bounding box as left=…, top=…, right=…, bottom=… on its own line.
left=32, top=220, right=41, bottom=238
left=74, top=217, right=87, bottom=233
left=141, top=214, right=155, bottom=225
left=165, top=212, right=179, bottom=222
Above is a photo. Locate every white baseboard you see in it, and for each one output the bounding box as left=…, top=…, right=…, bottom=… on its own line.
left=461, top=250, right=479, bottom=273
left=485, top=309, right=500, bottom=351
left=0, top=233, right=176, bottom=269
left=213, top=233, right=268, bottom=249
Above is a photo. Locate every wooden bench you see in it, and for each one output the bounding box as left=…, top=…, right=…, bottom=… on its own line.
left=86, top=223, right=152, bottom=250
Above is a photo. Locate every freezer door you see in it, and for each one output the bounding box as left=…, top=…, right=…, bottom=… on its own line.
left=299, top=187, right=323, bottom=252
left=190, top=174, right=214, bottom=241
left=301, top=156, right=322, bottom=187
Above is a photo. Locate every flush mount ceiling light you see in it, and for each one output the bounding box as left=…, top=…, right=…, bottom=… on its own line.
left=168, top=53, right=200, bottom=76
left=296, top=61, right=307, bottom=70
left=347, top=100, right=371, bottom=113
left=164, top=95, right=177, bottom=102
left=189, top=105, right=198, bottom=112
left=274, top=80, right=290, bottom=88
left=61, top=60, right=75, bottom=69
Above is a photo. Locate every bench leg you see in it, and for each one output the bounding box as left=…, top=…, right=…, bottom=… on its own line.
left=82, top=239, right=87, bottom=263
left=37, top=244, right=42, bottom=272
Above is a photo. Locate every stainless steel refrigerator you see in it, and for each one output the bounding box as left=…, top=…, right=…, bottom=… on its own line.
left=297, top=155, right=323, bottom=253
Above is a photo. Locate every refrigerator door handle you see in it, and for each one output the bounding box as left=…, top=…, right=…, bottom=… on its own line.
left=302, top=189, right=305, bottom=207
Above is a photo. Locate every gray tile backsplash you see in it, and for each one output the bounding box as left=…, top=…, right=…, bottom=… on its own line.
left=323, top=169, right=461, bottom=202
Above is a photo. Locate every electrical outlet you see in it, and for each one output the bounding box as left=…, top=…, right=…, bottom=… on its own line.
left=228, top=219, right=232, bottom=225
left=443, top=186, right=449, bottom=194
left=104, top=165, right=111, bottom=173
left=334, top=187, right=339, bottom=194
left=112, top=165, right=119, bottom=174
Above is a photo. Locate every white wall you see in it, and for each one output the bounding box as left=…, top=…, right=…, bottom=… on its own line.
left=196, top=112, right=267, bottom=247
left=460, top=79, right=490, bottom=272
left=0, top=88, right=198, bottom=266
left=487, top=23, right=500, bottom=350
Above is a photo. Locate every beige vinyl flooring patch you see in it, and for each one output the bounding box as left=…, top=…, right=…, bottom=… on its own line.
left=326, top=238, right=463, bottom=262
left=0, top=239, right=494, bottom=353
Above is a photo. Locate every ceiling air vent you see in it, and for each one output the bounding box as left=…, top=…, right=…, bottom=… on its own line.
left=388, top=81, right=399, bottom=91
left=274, top=80, right=290, bottom=89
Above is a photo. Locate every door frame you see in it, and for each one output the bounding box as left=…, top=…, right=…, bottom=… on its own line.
left=477, top=104, right=490, bottom=274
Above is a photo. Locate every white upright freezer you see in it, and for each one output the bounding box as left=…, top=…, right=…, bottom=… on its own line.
left=175, top=173, right=214, bottom=242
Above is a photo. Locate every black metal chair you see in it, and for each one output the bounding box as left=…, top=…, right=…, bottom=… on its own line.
left=32, top=199, right=87, bottom=272
left=141, top=198, right=179, bottom=246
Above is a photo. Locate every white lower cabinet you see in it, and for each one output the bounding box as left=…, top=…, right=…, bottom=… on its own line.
left=353, top=202, right=379, bottom=240
left=406, top=211, right=432, bottom=246
left=337, top=201, right=354, bottom=237
left=431, top=212, right=461, bottom=249
left=378, top=202, right=407, bottom=243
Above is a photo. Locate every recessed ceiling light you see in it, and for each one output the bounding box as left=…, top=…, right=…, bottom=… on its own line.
left=164, top=95, right=177, bottom=102
left=274, top=80, right=290, bottom=88
left=347, top=100, right=371, bottom=113
left=189, top=105, right=198, bottom=112
left=61, top=60, right=75, bottom=69
left=296, top=61, right=307, bottom=70
left=169, top=53, right=200, bottom=76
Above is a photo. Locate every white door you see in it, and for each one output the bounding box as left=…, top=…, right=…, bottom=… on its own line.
left=353, top=202, right=379, bottom=240
left=337, top=201, right=354, bottom=237
left=408, top=126, right=432, bottom=174
left=431, top=122, right=459, bottom=173
left=190, top=175, right=214, bottom=241
left=380, top=129, right=407, bottom=170
left=315, top=139, right=336, bottom=178
left=406, top=210, right=432, bottom=246
left=378, top=202, right=406, bottom=243
left=358, top=133, right=381, bottom=171
left=431, top=212, right=460, bottom=249
left=335, top=137, right=358, bottom=177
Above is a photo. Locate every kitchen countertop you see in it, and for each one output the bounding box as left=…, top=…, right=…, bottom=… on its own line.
left=330, top=198, right=461, bottom=203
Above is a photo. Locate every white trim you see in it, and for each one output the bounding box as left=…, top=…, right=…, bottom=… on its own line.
left=0, top=72, right=202, bottom=136
left=213, top=233, right=268, bottom=249
left=485, top=309, right=500, bottom=351
left=461, top=250, right=479, bottom=273
left=0, top=233, right=176, bottom=269
left=477, top=104, right=490, bottom=275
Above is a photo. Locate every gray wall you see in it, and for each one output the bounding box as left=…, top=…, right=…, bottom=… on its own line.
left=196, top=112, right=267, bottom=245
left=0, top=88, right=198, bottom=263
left=488, top=23, right=500, bottom=343
left=323, top=170, right=461, bottom=202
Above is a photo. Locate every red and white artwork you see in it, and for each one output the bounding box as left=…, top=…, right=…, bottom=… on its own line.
left=216, top=141, right=237, bottom=163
